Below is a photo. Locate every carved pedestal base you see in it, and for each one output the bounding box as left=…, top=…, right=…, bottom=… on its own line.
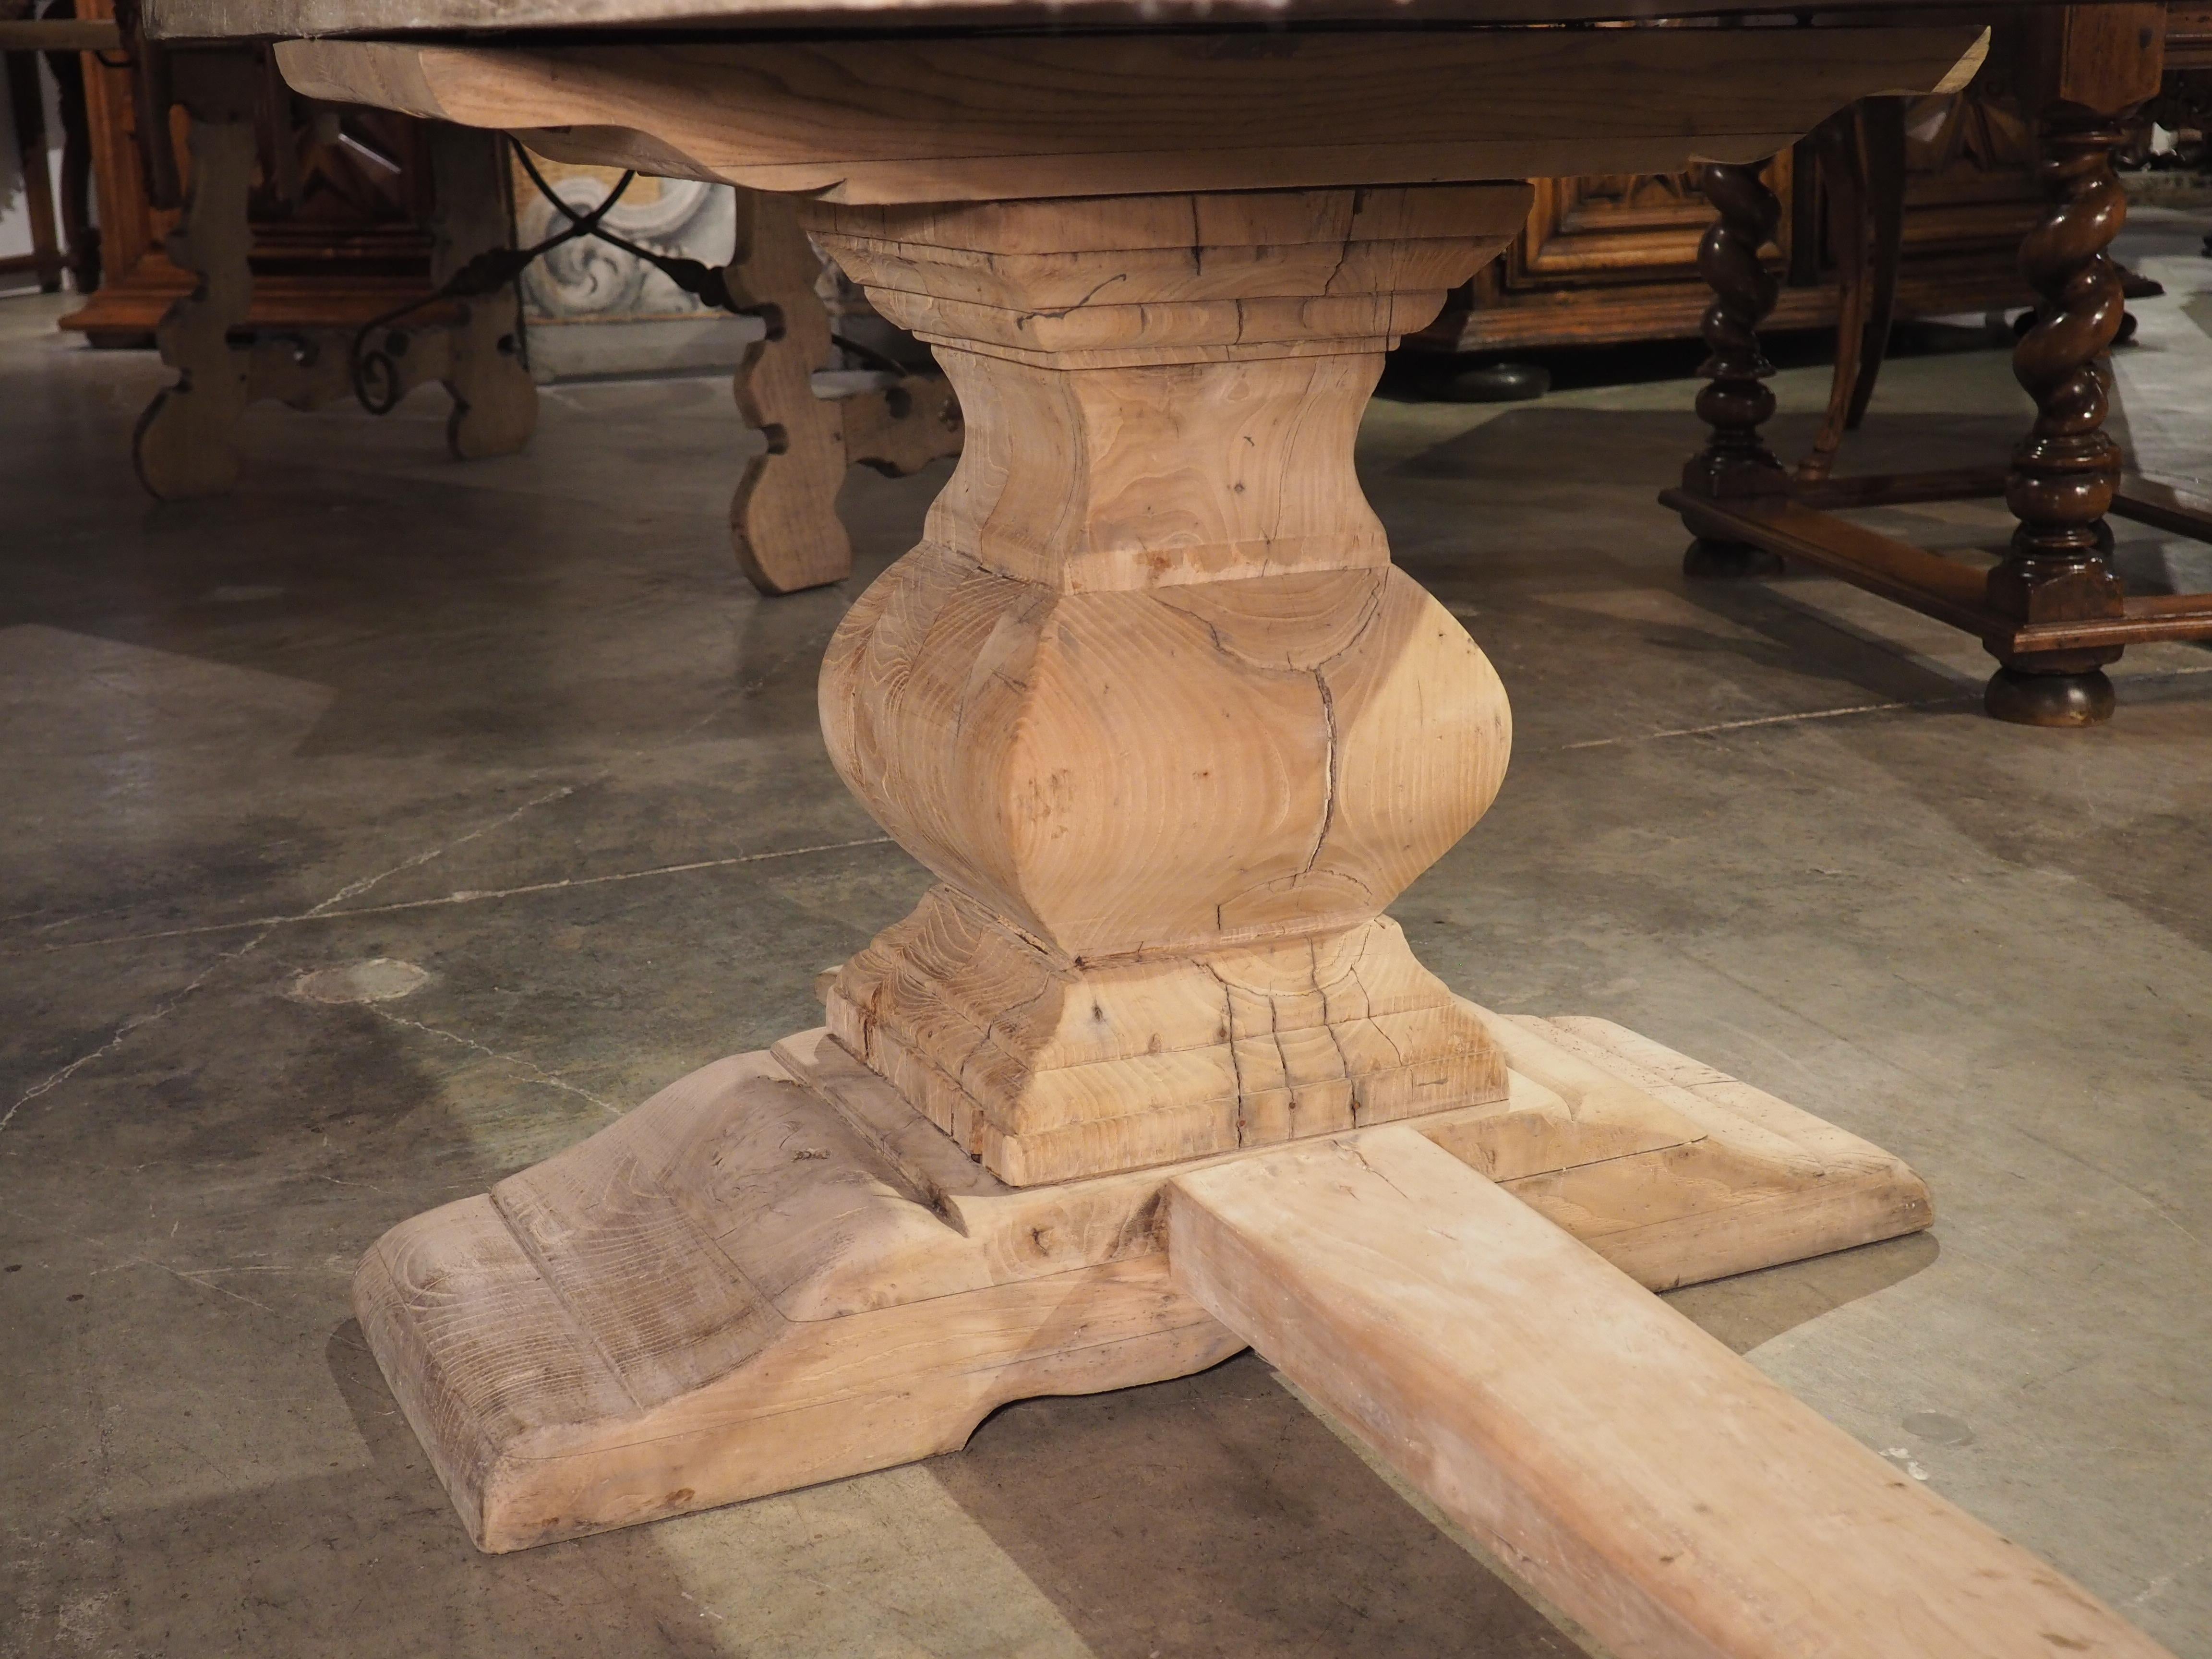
left=356, top=185, right=1927, bottom=1557
left=357, top=1017, right=1931, bottom=1552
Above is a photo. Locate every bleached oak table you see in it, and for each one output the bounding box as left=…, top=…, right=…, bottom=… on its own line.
left=144, top=2, right=2178, bottom=1653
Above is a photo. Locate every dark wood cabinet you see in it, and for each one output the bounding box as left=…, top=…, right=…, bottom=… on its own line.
left=1409, top=82, right=2046, bottom=355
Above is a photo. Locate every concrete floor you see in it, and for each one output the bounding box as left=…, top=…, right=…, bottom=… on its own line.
left=4, top=213, right=2210, bottom=1659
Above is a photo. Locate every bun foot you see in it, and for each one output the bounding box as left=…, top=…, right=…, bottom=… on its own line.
left=1435, top=360, right=1551, bottom=403
left=1683, top=537, right=1784, bottom=579
left=1984, top=666, right=2116, bottom=726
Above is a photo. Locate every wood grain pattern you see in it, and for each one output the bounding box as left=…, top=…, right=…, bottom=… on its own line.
left=1166, top=1127, right=2170, bottom=1659
left=288, top=10, right=1987, bottom=1574
left=805, top=187, right=1532, bottom=1184
left=271, top=28, right=1989, bottom=205
left=358, top=1017, right=1932, bottom=1550
left=140, top=0, right=2042, bottom=38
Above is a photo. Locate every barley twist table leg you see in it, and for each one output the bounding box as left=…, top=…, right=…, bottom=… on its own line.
left=1680, top=161, right=1789, bottom=579
left=1985, top=105, right=2131, bottom=726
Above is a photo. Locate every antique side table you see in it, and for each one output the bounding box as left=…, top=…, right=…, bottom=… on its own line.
left=1669, top=3, right=2212, bottom=726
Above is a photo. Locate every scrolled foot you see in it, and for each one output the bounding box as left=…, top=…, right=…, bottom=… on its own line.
left=1984, top=666, right=2116, bottom=726
left=1683, top=537, right=1784, bottom=579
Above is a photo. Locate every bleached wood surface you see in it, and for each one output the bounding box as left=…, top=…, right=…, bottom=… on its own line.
left=266, top=28, right=1988, bottom=204
left=1166, top=1128, right=2174, bottom=1659
left=146, top=0, right=2013, bottom=43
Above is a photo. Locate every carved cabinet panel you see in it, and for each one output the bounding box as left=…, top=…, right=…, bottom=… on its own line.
left=1413, top=84, right=2043, bottom=355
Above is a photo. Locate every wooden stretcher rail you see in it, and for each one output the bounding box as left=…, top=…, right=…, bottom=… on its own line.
left=1791, top=464, right=2009, bottom=510
left=2109, top=476, right=2212, bottom=540
left=1665, top=489, right=1999, bottom=633
left=1166, top=1128, right=2176, bottom=1659
left=2012, top=592, right=2212, bottom=651
left=1668, top=485, right=2212, bottom=658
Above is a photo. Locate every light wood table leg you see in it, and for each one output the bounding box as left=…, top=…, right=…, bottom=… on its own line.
left=726, top=190, right=855, bottom=594
left=357, top=186, right=1937, bottom=1552
left=430, top=126, right=538, bottom=461
left=134, top=78, right=537, bottom=497
left=726, top=190, right=963, bottom=596
left=132, top=56, right=259, bottom=501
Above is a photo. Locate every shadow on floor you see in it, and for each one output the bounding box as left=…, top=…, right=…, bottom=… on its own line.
left=932, top=1229, right=1939, bottom=1659
left=934, top=1351, right=1575, bottom=1659
left=1662, top=1230, right=1942, bottom=1355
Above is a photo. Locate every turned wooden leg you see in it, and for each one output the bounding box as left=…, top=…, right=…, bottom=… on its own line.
left=807, top=190, right=1537, bottom=1183
left=430, top=126, right=538, bottom=461
left=132, top=58, right=259, bottom=501
left=1680, top=160, right=1788, bottom=579
left=1986, top=105, right=2131, bottom=727
left=354, top=185, right=1934, bottom=1552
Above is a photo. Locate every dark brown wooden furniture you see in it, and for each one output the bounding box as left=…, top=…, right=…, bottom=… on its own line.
left=1408, top=65, right=2048, bottom=355
left=1666, top=2, right=2212, bottom=727
left=58, top=0, right=450, bottom=349
left=0, top=8, right=106, bottom=293
left=54, top=4, right=535, bottom=496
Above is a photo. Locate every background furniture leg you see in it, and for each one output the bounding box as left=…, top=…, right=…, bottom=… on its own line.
left=726, top=189, right=854, bottom=595
left=4, top=39, right=64, bottom=290
left=1681, top=160, right=1788, bottom=578
left=1985, top=102, right=2133, bottom=726
left=131, top=54, right=258, bottom=501
left=1798, top=97, right=1907, bottom=486
left=429, top=124, right=537, bottom=461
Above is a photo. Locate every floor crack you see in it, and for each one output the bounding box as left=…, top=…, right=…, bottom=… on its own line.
left=363, top=1007, right=621, bottom=1116
left=2, top=782, right=599, bottom=1130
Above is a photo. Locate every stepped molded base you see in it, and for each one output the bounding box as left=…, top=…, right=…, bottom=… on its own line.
left=828, top=890, right=1507, bottom=1187
left=356, top=1014, right=1932, bottom=1552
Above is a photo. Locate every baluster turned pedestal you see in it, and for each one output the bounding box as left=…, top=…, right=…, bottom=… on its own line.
left=351, top=185, right=1936, bottom=1554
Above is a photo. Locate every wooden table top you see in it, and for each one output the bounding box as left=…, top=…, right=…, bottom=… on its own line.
left=144, top=0, right=2058, bottom=42
left=143, top=0, right=2105, bottom=205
